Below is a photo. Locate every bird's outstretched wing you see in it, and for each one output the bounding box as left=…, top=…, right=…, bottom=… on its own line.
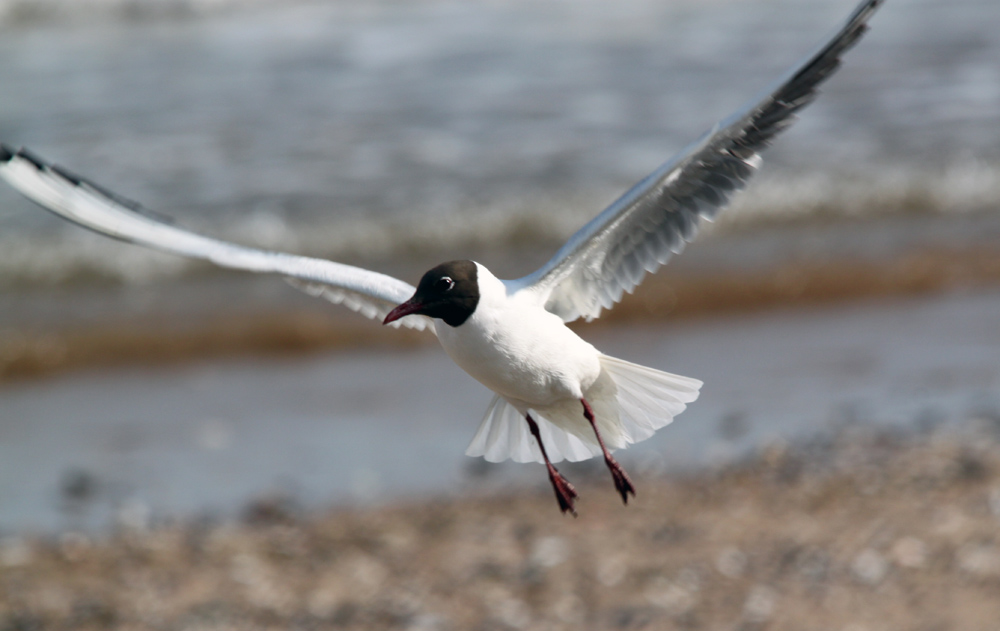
left=510, top=0, right=883, bottom=323
left=0, top=145, right=434, bottom=332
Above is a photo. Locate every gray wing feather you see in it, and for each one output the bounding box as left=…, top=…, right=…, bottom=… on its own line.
left=0, top=146, right=433, bottom=333
left=513, top=0, right=883, bottom=322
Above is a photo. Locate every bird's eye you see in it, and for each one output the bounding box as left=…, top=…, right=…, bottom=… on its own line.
left=435, top=276, right=455, bottom=292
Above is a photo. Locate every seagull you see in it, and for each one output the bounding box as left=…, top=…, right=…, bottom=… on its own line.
left=0, top=0, right=882, bottom=515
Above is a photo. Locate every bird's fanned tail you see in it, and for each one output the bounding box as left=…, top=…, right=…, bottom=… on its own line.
left=466, top=356, right=702, bottom=464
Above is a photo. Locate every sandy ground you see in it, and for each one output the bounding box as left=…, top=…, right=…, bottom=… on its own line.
left=3, top=426, right=1000, bottom=631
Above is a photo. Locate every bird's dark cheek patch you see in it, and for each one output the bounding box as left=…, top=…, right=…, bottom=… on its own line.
left=428, top=294, right=478, bottom=327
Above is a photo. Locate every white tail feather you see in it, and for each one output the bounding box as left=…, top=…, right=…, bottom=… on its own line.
left=600, top=355, right=701, bottom=444
left=465, top=355, right=702, bottom=464
left=465, top=395, right=601, bottom=463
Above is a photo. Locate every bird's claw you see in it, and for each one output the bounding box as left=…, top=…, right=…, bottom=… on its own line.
left=607, top=458, right=636, bottom=505
left=547, top=467, right=578, bottom=517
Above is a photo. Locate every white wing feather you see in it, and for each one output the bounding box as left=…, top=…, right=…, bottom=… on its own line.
left=0, top=147, right=432, bottom=332
left=512, top=0, right=883, bottom=322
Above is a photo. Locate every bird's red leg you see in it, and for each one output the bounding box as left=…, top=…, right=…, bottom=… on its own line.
left=581, top=399, right=636, bottom=504
left=526, top=414, right=578, bottom=516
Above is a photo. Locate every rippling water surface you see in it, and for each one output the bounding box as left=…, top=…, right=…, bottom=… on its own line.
left=3, top=289, right=999, bottom=532
left=2, top=0, right=1000, bottom=532
left=1, top=0, right=998, bottom=285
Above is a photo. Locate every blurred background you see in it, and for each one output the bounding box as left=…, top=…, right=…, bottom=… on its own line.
left=1, top=0, right=1000, bottom=628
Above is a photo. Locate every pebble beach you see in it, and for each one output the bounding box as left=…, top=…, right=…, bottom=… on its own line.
left=4, top=427, right=1000, bottom=630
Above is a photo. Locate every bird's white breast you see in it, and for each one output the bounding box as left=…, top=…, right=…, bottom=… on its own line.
left=435, top=263, right=602, bottom=408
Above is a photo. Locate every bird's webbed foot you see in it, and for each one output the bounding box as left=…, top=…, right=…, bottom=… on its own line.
left=605, top=456, right=636, bottom=504
left=546, top=463, right=579, bottom=516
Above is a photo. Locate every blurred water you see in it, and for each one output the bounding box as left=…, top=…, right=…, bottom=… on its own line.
left=2, top=0, right=1000, bottom=533
left=2, top=289, right=999, bottom=533
left=0, top=0, right=998, bottom=286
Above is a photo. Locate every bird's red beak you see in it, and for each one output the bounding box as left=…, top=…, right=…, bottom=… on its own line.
left=383, top=297, right=425, bottom=325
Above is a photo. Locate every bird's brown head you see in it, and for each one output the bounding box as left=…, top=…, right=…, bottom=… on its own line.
left=383, top=260, right=480, bottom=328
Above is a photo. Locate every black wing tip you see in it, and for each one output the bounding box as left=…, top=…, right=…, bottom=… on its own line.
left=807, top=0, right=884, bottom=76
left=4, top=144, right=174, bottom=224
left=861, top=0, right=886, bottom=17
left=50, top=163, right=84, bottom=186
left=844, top=0, right=884, bottom=28
left=14, top=147, right=47, bottom=170
left=833, top=0, right=885, bottom=51
left=741, top=0, right=883, bottom=149
left=7, top=145, right=92, bottom=189
left=0, top=144, right=56, bottom=172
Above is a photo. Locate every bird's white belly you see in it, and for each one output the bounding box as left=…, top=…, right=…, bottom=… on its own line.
left=435, top=305, right=602, bottom=408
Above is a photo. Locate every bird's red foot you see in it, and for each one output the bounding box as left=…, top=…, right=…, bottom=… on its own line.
left=606, top=457, right=636, bottom=504
left=547, top=465, right=578, bottom=516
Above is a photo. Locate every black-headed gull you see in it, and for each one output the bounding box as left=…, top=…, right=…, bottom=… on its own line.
left=0, top=0, right=882, bottom=515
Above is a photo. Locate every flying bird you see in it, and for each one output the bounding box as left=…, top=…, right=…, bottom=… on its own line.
left=0, top=0, right=882, bottom=515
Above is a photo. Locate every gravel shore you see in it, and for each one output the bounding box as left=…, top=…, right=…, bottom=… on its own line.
left=3, top=426, right=1000, bottom=630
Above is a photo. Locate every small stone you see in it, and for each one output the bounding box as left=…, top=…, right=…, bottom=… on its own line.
left=645, top=578, right=696, bottom=615
left=491, top=597, right=531, bottom=629
left=988, top=487, right=1000, bottom=519
left=307, top=586, right=342, bottom=619
left=230, top=553, right=266, bottom=587
left=743, top=585, right=778, bottom=623
left=677, top=567, right=701, bottom=591
left=529, top=536, right=569, bottom=569
left=117, top=498, right=151, bottom=531
left=406, top=613, right=449, bottom=631
left=59, top=532, right=91, bottom=562
left=890, top=537, right=927, bottom=569
left=956, top=544, right=1000, bottom=577
left=932, top=506, right=967, bottom=535
left=851, top=549, right=888, bottom=586
left=348, top=554, right=389, bottom=594
left=716, top=547, right=748, bottom=578
left=553, top=594, right=585, bottom=625
left=1, top=537, right=32, bottom=567
left=596, top=556, right=628, bottom=587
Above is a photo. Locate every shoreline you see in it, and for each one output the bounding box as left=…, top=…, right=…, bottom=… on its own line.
left=2, top=241, right=999, bottom=383
left=2, top=427, right=999, bottom=629
left=5, top=283, right=998, bottom=535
